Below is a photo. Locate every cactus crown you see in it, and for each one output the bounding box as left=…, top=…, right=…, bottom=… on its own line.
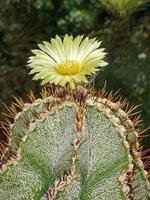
left=0, top=35, right=150, bottom=200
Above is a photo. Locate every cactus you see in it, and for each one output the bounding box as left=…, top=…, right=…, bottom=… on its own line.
left=100, top=0, right=149, bottom=18
left=0, top=35, right=150, bottom=200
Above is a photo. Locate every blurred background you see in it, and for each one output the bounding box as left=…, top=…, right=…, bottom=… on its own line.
left=0, top=0, right=150, bottom=147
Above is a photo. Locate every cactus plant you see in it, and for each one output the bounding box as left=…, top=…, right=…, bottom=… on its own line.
left=0, top=35, right=150, bottom=200
left=99, top=0, right=149, bottom=18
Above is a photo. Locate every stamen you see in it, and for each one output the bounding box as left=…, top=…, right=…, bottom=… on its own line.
left=56, top=60, right=80, bottom=75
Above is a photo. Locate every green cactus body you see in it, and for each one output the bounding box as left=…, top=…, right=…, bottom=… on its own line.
left=0, top=88, right=150, bottom=200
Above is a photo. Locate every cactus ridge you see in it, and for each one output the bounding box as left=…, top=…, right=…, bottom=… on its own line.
left=0, top=85, right=150, bottom=200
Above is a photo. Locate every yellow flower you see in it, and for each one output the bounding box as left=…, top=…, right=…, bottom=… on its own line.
left=27, top=34, right=108, bottom=89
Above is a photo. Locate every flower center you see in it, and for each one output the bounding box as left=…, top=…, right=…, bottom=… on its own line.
left=56, top=60, right=80, bottom=75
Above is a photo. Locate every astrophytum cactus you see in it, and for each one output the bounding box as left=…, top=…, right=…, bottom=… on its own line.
left=0, top=35, right=150, bottom=200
